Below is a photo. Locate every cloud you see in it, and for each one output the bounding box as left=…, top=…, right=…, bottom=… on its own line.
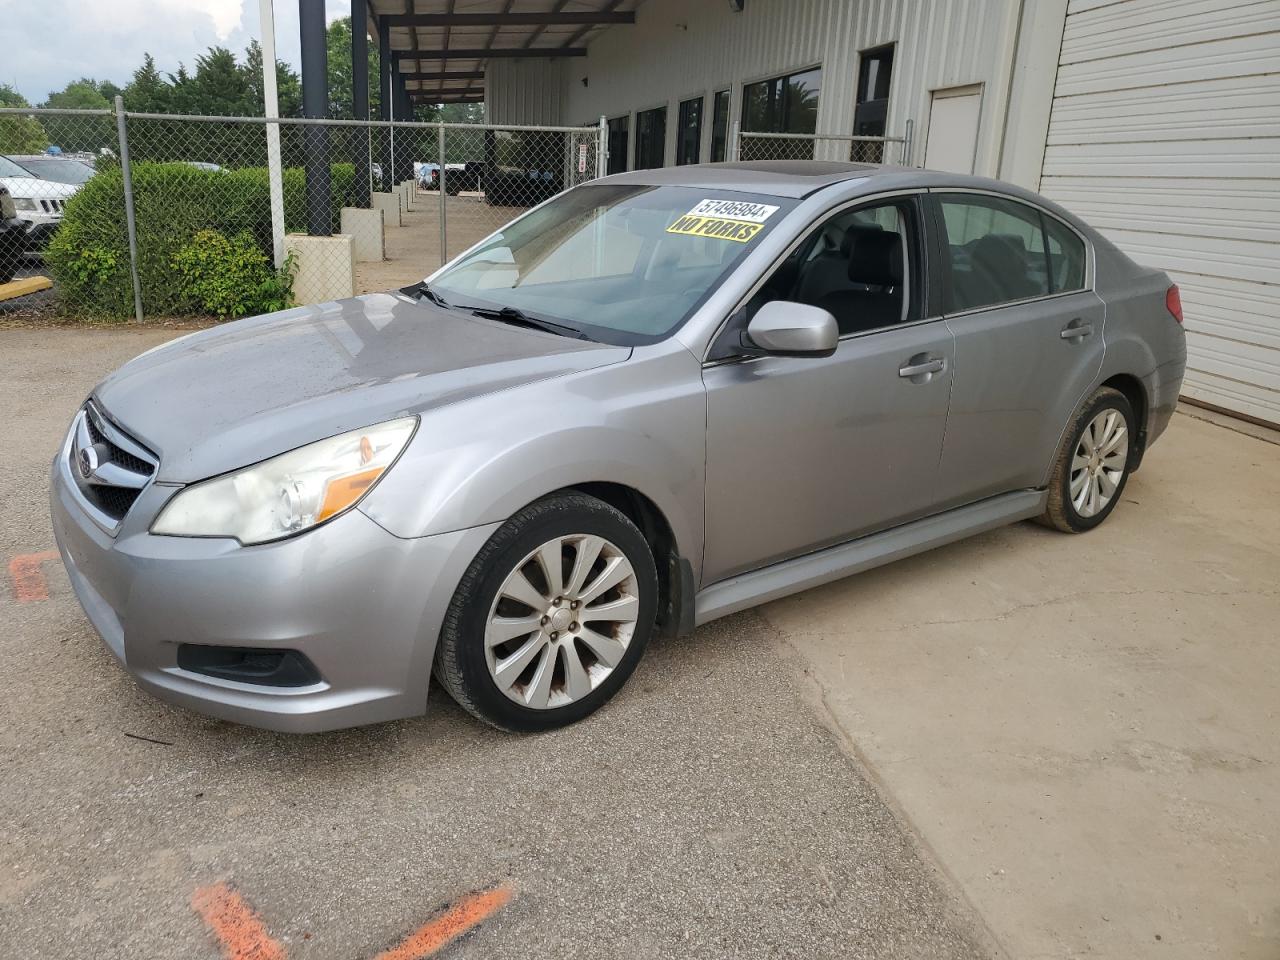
left=0, top=0, right=350, bottom=103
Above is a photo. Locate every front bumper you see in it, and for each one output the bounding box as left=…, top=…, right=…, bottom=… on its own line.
left=51, top=448, right=498, bottom=733
left=22, top=218, right=60, bottom=248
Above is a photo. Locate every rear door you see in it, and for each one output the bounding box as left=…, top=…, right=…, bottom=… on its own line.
left=928, top=191, right=1103, bottom=508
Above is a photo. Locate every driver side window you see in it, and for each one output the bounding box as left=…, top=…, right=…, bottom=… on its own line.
left=713, top=198, right=922, bottom=359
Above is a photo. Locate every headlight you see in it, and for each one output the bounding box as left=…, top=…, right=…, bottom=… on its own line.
left=0, top=193, right=15, bottom=219
left=14, top=197, right=37, bottom=211
left=152, top=417, right=416, bottom=544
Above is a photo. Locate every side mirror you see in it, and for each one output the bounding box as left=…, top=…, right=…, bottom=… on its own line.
left=743, top=301, right=839, bottom=358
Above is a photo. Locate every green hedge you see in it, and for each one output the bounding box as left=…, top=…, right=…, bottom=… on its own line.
left=47, top=161, right=356, bottom=319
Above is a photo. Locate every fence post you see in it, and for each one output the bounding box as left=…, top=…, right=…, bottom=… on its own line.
left=597, top=115, right=608, bottom=178
left=730, top=119, right=741, bottom=162
left=902, top=118, right=914, bottom=167
left=438, top=122, right=448, bottom=267
left=257, top=0, right=287, bottom=266
left=113, top=97, right=144, bottom=324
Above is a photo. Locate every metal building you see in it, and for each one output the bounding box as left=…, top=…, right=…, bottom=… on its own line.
left=363, top=0, right=1280, bottom=425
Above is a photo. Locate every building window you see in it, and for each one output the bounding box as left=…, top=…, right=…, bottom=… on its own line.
left=741, top=67, right=822, bottom=160
left=635, top=106, right=667, bottom=170
left=607, top=115, right=629, bottom=174
left=677, top=96, right=704, bottom=165
left=853, top=44, right=894, bottom=162
left=710, top=89, right=730, bottom=162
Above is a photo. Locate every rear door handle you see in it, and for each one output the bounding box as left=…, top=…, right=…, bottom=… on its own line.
left=1060, top=319, right=1093, bottom=340
left=898, top=356, right=946, bottom=379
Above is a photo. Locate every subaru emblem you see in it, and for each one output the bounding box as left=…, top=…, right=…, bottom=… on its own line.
left=77, top=445, right=99, bottom=480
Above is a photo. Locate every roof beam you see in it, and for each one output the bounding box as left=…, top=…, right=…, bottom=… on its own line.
left=385, top=11, right=633, bottom=27
left=392, top=48, right=587, bottom=60
left=399, top=71, right=485, bottom=81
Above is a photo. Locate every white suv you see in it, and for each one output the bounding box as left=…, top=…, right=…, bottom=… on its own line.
left=0, top=155, right=82, bottom=250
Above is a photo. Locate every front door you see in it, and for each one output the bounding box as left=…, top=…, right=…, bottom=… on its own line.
left=700, top=195, right=954, bottom=585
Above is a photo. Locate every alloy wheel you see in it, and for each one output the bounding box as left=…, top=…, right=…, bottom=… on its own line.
left=1070, top=408, right=1128, bottom=518
left=485, top=534, right=639, bottom=710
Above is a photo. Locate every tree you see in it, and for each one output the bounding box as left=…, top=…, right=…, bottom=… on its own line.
left=324, top=16, right=381, bottom=119
left=0, top=84, right=49, bottom=153
left=43, top=79, right=111, bottom=111
left=243, top=41, right=302, bottom=118
left=123, top=55, right=172, bottom=114
left=40, top=79, right=114, bottom=153
left=187, top=47, right=253, bottom=116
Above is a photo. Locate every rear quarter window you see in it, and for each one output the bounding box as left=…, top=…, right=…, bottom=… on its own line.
left=1043, top=214, right=1087, bottom=293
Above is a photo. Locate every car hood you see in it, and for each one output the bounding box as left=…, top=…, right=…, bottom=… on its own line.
left=93, top=292, right=630, bottom=482
left=0, top=176, right=78, bottom=200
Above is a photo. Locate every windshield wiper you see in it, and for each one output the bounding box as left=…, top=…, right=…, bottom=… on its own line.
left=466, top=305, right=590, bottom=340
left=400, top=281, right=452, bottom=309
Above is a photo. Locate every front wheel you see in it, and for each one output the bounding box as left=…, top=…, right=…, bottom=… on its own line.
left=434, top=493, right=657, bottom=732
left=1039, top=386, right=1135, bottom=533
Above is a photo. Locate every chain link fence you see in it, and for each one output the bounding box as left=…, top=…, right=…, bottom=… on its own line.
left=0, top=104, right=603, bottom=321
left=734, top=129, right=911, bottom=165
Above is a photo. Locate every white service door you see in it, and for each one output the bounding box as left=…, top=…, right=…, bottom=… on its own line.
left=1039, top=0, right=1280, bottom=425
left=924, top=86, right=983, bottom=175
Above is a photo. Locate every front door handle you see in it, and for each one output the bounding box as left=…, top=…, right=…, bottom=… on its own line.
left=1060, top=319, right=1094, bottom=340
left=898, top=355, right=946, bottom=380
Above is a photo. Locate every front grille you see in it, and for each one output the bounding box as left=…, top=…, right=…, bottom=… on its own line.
left=39, top=198, right=65, bottom=214
left=84, top=411, right=152, bottom=475
left=68, top=402, right=158, bottom=530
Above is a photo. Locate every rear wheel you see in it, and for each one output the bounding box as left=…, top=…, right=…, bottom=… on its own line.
left=1039, top=386, right=1135, bottom=533
left=434, top=493, right=657, bottom=732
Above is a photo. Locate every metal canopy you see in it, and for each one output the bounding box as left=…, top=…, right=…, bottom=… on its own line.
left=365, top=1, right=639, bottom=103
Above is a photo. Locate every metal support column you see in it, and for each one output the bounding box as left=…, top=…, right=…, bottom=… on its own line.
left=379, top=19, right=393, bottom=192
left=351, top=0, right=371, bottom=207
left=299, top=0, right=331, bottom=236
left=113, top=96, right=144, bottom=323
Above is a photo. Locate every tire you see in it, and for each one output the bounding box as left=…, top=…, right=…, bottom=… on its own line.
left=434, top=492, right=658, bottom=732
left=0, top=262, right=15, bottom=284
left=1039, top=386, right=1135, bottom=533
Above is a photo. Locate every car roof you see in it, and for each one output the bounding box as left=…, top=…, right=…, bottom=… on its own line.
left=594, top=160, right=1091, bottom=230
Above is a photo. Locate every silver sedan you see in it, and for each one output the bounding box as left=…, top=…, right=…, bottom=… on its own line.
left=50, top=162, right=1187, bottom=733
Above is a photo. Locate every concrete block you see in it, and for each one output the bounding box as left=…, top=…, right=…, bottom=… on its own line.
left=400, top=180, right=416, bottom=211
left=284, top=233, right=355, bottom=306
left=371, top=191, right=402, bottom=227
left=340, top=207, right=385, bottom=262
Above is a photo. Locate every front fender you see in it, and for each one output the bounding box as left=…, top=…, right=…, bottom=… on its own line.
left=359, top=346, right=707, bottom=580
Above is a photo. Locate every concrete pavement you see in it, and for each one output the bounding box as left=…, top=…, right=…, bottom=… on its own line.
left=761, top=410, right=1280, bottom=959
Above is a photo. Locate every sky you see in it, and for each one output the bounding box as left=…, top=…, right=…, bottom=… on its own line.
left=0, top=0, right=352, bottom=104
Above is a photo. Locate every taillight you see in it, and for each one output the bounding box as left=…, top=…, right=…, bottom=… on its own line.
left=1166, top=284, right=1183, bottom=325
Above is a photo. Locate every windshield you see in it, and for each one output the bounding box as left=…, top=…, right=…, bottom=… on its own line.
left=15, top=158, right=94, bottom=184
left=0, top=156, right=32, bottom=178
left=430, top=183, right=795, bottom=345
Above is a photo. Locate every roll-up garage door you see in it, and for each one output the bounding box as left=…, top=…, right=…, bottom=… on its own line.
left=1039, top=0, right=1280, bottom=425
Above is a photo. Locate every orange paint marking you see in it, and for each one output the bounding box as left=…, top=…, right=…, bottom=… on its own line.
left=373, top=885, right=513, bottom=960
left=8, top=550, right=61, bottom=603
left=191, top=883, right=287, bottom=960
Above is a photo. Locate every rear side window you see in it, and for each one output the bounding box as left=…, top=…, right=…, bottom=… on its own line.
left=935, top=195, right=1088, bottom=310
left=936, top=195, right=1050, bottom=311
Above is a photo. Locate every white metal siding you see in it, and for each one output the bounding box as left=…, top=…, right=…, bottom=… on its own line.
left=486, top=59, right=568, bottom=126
left=1040, top=0, right=1280, bottom=424
left=488, top=0, right=1022, bottom=174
